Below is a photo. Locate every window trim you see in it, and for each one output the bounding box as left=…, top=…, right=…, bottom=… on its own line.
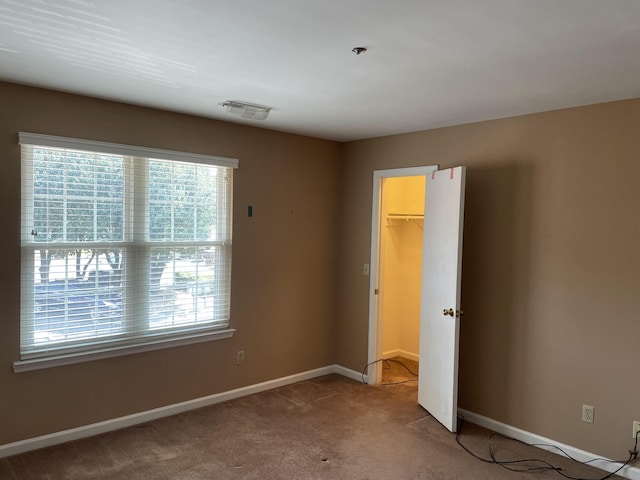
left=13, top=328, right=236, bottom=373
left=16, top=132, right=238, bottom=371
left=18, top=133, right=239, bottom=168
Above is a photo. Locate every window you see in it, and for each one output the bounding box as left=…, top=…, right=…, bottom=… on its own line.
left=17, top=133, right=237, bottom=371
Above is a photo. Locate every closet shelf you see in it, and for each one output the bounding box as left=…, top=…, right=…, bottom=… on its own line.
left=385, top=213, right=424, bottom=229
left=386, top=213, right=424, bottom=220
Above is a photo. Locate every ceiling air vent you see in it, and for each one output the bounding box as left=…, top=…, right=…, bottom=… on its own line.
left=220, top=100, right=272, bottom=120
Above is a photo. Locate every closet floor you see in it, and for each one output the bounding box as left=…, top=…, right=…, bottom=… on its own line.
left=380, top=356, right=419, bottom=385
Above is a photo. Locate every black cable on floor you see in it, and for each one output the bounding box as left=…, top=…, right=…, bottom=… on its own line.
left=361, top=358, right=419, bottom=385
left=379, top=378, right=419, bottom=386
left=456, top=414, right=639, bottom=480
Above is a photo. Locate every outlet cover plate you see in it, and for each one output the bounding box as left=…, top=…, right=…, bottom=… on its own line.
left=633, top=420, right=640, bottom=439
left=582, top=404, right=594, bottom=424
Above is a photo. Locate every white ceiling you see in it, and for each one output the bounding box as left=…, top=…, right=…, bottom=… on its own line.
left=1, top=0, right=640, bottom=142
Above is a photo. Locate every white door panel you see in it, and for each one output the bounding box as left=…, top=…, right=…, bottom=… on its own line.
left=418, top=166, right=466, bottom=432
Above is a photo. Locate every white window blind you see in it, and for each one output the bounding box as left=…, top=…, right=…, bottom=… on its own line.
left=19, top=133, right=238, bottom=361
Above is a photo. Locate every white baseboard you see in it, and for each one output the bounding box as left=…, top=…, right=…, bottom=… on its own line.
left=382, top=349, right=419, bottom=362
left=459, top=408, right=640, bottom=480
left=332, top=363, right=367, bottom=383
left=0, top=364, right=363, bottom=459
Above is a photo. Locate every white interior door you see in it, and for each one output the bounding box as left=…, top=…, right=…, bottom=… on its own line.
left=418, top=166, right=466, bottom=432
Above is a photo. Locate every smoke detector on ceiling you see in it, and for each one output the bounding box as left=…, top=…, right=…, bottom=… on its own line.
left=220, top=100, right=272, bottom=120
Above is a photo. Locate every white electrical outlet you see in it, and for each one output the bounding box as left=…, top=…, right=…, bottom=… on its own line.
left=633, top=420, right=640, bottom=439
left=582, top=404, right=594, bottom=424
left=236, top=350, right=245, bottom=365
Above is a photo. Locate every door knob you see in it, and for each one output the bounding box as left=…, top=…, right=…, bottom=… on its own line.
left=456, top=309, right=464, bottom=317
left=443, top=308, right=454, bottom=316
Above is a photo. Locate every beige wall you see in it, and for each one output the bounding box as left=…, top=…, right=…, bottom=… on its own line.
left=0, top=82, right=341, bottom=444
left=336, top=99, right=640, bottom=459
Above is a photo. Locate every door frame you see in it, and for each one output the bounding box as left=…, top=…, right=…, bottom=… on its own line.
left=367, top=165, right=438, bottom=385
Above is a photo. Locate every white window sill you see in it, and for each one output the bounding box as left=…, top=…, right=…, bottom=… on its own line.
left=13, top=328, right=236, bottom=373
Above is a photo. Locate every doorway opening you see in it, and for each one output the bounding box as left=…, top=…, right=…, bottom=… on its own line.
left=379, top=175, right=424, bottom=385
left=367, top=166, right=437, bottom=386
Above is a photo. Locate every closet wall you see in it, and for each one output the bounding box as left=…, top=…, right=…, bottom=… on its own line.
left=380, top=176, right=425, bottom=360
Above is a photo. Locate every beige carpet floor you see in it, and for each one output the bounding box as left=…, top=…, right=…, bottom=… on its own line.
left=0, top=364, right=624, bottom=479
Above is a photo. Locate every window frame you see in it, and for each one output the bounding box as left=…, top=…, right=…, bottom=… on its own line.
left=14, top=133, right=238, bottom=373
